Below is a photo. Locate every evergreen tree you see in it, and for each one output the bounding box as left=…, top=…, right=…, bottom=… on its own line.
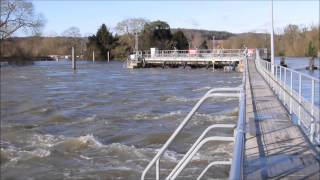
left=171, top=31, right=188, bottom=50
left=86, top=24, right=116, bottom=60
left=307, top=41, right=317, bottom=58
left=141, top=20, right=172, bottom=50
left=199, top=40, right=208, bottom=49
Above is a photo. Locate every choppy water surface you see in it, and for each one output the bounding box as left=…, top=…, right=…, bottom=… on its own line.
left=1, top=58, right=318, bottom=179
left=1, top=61, right=241, bottom=179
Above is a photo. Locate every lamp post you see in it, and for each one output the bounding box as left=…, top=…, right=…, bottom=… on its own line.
left=271, top=0, right=275, bottom=74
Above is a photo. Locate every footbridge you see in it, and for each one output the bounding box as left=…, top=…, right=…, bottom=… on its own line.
left=127, top=49, right=246, bottom=71
left=141, top=49, right=320, bottom=179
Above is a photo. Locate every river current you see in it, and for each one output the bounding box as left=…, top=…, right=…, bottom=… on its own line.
left=0, top=57, right=318, bottom=179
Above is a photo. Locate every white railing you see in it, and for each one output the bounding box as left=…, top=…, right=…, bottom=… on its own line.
left=255, top=49, right=320, bottom=144
left=134, top=49, right=244, bottom=60
left=229, top=57, right=247, bottom=180
left=141, top=58, right=247, bottom=179
left=141, top=88, right=243, bottom=180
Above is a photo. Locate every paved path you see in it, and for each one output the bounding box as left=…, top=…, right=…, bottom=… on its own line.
left=244, top=58, right=320, bottom=179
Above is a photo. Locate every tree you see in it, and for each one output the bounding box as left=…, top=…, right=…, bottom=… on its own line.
left=307, top=41, right=317, bottom=58
left=171, top=31, right=188, bottom=50
left=115, top=18, right=148, bottom=35
left=86, top=24, right=116, bottom=60
left=199, top=40, right=208, bottom=49
left=61, top=26, right=82, bottom=51
left=62, top=26, right=81, bottom=38
left=115, top=18, right=148, bottom=51
left=141, top=20, right=172, bottom=50
left=0, top=0, right=45, bottom=40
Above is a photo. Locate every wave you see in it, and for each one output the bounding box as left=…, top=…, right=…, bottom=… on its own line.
left=1, top=134, right=102, bottom=164
left=1, top=147, right=51, bottom=166
left=133, top=110, right=183, bottom=120
left=165, top=96, right=199, bottom=103
left=192, top=86, right=211, bottom=92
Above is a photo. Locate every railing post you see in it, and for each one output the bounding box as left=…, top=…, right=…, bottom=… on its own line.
left=290, top=71, right=293, bottom=114
left=276, top=66, right=278, bottom=95
left=284, top=68, right=286, bottom=105
left=156, top=159, right=160, bottom=180
left=298, top=74, right=302, bottom=125
left=310, top=79, right=315, bottom=143
left=279, top=66, right=282, bottom=100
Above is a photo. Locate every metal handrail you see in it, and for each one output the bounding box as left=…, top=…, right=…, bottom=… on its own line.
left=166, top=124, right=236, bottom=180
left=141, top=88, right=241, bottom=180
left=229, top=57, right=247, bottom=180
left=169, top=136, right=235, bottom=180
left=255, top=49, right=320, bottom=144
left=197, top=161, right=232, bottom=180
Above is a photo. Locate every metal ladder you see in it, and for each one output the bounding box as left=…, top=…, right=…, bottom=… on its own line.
left=141, top=87, right=244, bottom=180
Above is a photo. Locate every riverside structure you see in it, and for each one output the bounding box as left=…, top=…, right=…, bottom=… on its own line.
left=141, top=49, right=320, bottom=180
left=127, top=48, right=246, bottom=71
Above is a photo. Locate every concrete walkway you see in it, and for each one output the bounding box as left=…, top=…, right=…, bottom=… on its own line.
left=244, top=58, right=320, bottom=179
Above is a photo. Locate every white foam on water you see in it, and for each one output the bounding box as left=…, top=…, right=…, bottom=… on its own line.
left=192, top=86, right=211, bottom=92
left=133, top=110, right=183, bottom=120
left=80, top=155, right=93, bottom=160
left=165, top=96, right=200, bottom=103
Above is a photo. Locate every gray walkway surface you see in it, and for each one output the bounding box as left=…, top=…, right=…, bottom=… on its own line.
left=244, top=59, right=320, bottom=179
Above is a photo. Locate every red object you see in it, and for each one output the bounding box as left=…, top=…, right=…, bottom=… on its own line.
left=189, top=49, right=197, bottom=55
left=247, top=49, right=255, bottom=56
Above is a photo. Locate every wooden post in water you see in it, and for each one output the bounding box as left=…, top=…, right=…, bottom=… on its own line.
left=72, top=47, right=76, bottom=70
left=107, top=51, right=110, bottom=62
left=309, top=57, right=315, bottom=70
left=212, top=61, right=215, bottom=72
left=93, top=51, right=95, bottom=62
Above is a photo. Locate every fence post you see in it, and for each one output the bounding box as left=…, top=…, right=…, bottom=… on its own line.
left=156, top=159, right=160, bottom=180
left=279, top=66, right=282, bottom=99
left=284, top=68, right=286, bottom=105
left=310, top=79, right=315, bottom=143
left=290, top=71, right=293, bottom=114
left=298, top=74, right=302, bottom=125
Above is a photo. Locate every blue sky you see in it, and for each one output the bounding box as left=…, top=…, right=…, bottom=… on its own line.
left=31, top=0, right=319, bottom=36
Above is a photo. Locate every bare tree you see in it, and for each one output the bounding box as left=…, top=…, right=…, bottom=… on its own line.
left=61, top=26, right=81, bottom=38
left=61, top=26, right=83, bottom=56
left=115, top=18, right=148, bottom=35
left=0, top=0, right=45, bottom=40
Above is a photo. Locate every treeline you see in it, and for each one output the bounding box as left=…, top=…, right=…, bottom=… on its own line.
left=1, top=21, right=319, bottom=61
left=222, top=24, right=319, bottom=57
left=1, top=36, right=87, bottom=59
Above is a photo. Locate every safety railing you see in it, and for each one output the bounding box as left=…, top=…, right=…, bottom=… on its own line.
left=141, top=58, right=247, bottom=179
left=134, top=49, right=244, bottom=60
left=255, top=49, right=320, bottom=144
left=229, top=56, right=247, bottom=180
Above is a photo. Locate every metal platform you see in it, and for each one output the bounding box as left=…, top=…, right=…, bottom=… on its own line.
left=127, top=49, right=246, bottom=71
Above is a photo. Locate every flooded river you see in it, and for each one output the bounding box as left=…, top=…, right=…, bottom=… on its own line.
left=1, top=61, right=241, bottom=179
left=1, top=58, right=318, bottom=179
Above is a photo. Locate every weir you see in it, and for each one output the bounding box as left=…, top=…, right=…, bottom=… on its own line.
left=141, top=49, right=320, bottom=179
left=127, top=49, right=246, bottom=72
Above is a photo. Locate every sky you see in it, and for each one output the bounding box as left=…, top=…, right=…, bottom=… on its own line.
left=29, top=0, right=319, bottom=36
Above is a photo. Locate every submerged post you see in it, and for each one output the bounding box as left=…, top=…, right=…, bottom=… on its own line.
left=93, top=51, right=95, bottom=62
left=72, top=47, right=76, bottom=70
left=107, top=51, right=110, bottom=62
